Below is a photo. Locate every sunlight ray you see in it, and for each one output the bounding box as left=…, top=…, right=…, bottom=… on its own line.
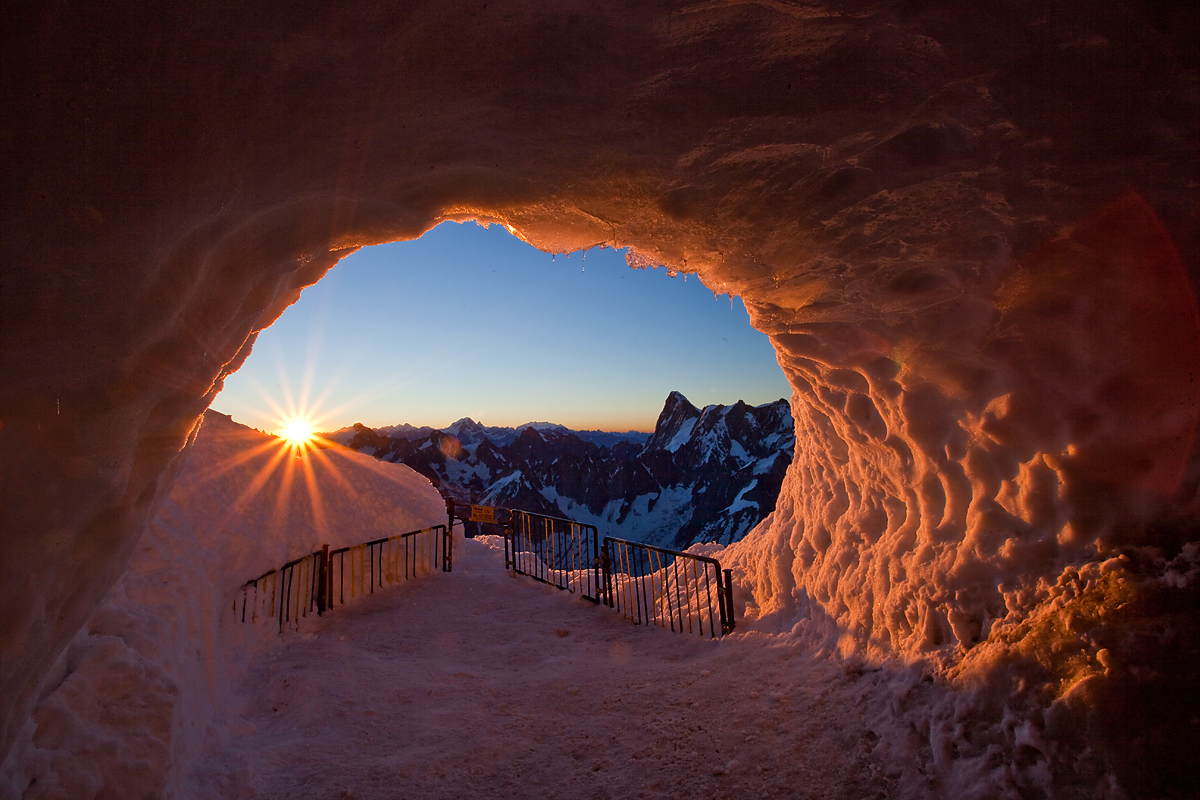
left=307, top=445, right=364, bottom=502
left=271, top=454, right=298, bottom=534
left=192, top=438, right=281, bottom=484
left=210, top=442, right=293, bottom=536
left=297, top=295, right=330, bottom=418
left=298, top=448, right=329, bottom=535
left=269, top=340, right=299, bottom=423
left=242, top=371, right=291, bottom=425
left=304, top=357, right=362, bottom=424
left=312, top=348, right=471, bottom=427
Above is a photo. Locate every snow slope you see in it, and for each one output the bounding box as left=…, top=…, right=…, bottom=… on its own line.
left=0, top=412, right=446, bottom=799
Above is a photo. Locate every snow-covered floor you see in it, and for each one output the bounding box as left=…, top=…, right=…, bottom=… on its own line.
left=197, top=537, right=901, bottom=800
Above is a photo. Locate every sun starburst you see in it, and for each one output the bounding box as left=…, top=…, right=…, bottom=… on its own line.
left=202, top=320, right=386, bottom=536
left=280, top=417, right=317, bottom=448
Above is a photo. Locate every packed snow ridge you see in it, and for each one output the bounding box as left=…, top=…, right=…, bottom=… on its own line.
left=334, top=392, right=795, bottom=550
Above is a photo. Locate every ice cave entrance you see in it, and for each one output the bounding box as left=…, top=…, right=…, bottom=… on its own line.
left=212, top=220, right=791, bottom=439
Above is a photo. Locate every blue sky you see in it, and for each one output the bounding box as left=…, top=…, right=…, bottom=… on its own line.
left=211, top=221, right=790, bottom=433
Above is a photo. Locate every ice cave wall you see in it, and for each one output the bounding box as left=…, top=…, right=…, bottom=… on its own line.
left=2, top=0, right=1197, bottom=787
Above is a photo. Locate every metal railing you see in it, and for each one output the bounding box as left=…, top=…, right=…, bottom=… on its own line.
left=602, top=537, right=735, bottom=638
left=505, top=509, right=602, bottom=603
left=236, top=525, right=450, bottom=630
left=236, top=552, right=323, bottom=630
left=233, top=504, right=735, bottom=640
left=328, top=526, right=450, bottom=608
left=492, top=500, right=736, bottom=637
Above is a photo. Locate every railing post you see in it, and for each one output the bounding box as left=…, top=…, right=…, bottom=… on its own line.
left=591, top=529, right=600, bottom=603
left=446, top=496, right=455, bottom=538
left=317, top=544, right=329, bottom=614
left=722, top=568, right=735, bottom=633
left=443, top=525, right=453, bottom=572
left=601, top=543, right=614, bottom=608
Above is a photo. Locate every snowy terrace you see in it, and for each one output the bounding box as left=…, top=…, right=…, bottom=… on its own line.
left=195, top=537, right=923, bottom=800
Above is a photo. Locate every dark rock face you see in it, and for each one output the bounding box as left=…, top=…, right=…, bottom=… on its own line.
left=343, top=393, right=795, bottom=549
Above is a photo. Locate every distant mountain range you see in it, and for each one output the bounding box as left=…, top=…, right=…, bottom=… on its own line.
left=330, top=419, right=651, bottom=450
left=331, top=392, right=794, bottom=550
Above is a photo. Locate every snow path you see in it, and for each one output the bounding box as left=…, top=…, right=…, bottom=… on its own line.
left=199, top=539, right=902, bottom=800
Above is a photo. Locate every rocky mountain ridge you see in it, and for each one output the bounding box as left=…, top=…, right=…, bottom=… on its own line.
left=336, top=392, right=794, bottom=550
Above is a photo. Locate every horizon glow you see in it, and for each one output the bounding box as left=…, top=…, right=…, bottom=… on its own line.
left=211, top=221, right=791, bottom=433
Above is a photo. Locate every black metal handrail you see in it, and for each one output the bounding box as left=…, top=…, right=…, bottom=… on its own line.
left=505, top=509, right=602, bottom=603
left=494, top=502, right=736, bottom=636
left=602, top=537, right=735, bottom=638
left=328, top=525, right=450, bottom=609
left=235, top=552, right=321, bottom=630
left=236, top=524, right=451, bottom=630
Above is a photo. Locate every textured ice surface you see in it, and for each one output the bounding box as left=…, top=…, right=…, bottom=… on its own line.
left=724, top=195, right=1199, bottom=664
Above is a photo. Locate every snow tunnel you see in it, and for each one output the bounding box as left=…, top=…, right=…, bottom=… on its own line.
left=2, top=2, right=1198, bottom=796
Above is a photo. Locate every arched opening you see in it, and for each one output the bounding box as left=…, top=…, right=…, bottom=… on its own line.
left=212, top=220, right=790, bottom=436
left=210, top=219, right=796, bottom=550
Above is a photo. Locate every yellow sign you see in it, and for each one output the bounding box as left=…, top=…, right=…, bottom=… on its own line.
left=469, top=505, right=495, bottom=523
